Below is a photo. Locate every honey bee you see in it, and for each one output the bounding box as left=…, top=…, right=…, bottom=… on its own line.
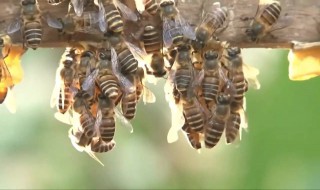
left=7, top=0, right=43, bottom=49
left=159, top=0, right=195, bottom=48
left=94, top=95, right=116, bottom=146
left=202, top=50, right=221, bottom=107
left=51, top=48, right=79, bottom=114
left=245, top=0, right=282, bottom=42
left=192, top=2, right=228, bottom=51
left=172, top=44, right=193, bottom=99
left=110, top=47, right=135, bottom=94
left=47, top=0, right=66, bottom=5
left=222, top=47, right=248, bottom=107
left=96, top=49, right=121, bottom=100
left=135, top=67, right=156, bottom=104
left=71, top=90, right=97, bottom=148
left=120, top=74, right=137, bottom=120
left=142, top=25, right=167, bottom=77
left=205, top=93, right=230, bottom=148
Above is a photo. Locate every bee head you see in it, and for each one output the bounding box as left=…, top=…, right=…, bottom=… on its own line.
left=204, top=50, right=219, bottom=60
left=245, top=22, right=264, bottom=41
left=226, top=47, right=241, bottom=57
left=160, top=0, right=175, bottom=8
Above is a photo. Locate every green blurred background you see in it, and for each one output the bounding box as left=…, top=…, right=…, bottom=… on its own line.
left=0, top=48, right=320, bottom=189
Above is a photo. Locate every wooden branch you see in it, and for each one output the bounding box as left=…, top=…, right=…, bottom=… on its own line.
left=1, top=0, right=319, bottom=49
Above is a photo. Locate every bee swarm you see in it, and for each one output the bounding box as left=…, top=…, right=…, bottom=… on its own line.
left=0, top=0, right=319, bottom=163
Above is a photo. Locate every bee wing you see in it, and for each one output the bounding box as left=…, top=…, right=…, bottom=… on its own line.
left=125, top=41, right=148, bottom=64
left=3, top=87, right=16, bottom=114
left=243, top=63, right=261, bottom=89
left=93, top=109, right=102, bottom=135
left=111, top=48, right=135, bottom=93
left=115, top=107, right=133, bottom=133
left=54, top=111, right=73, bottom=125
left=219, top=67, right=236, bottom=94
left=113, top=0, right=138, bottom=22
left=45, top=12, right=63, bottom=29
left=82, top=69, right=99, bottom=91
left=7, top=19, right=21, bottom=34
left=71, top=0, right=84, bottom=17
left=162, top=18, right=174, bottom=48
left=176, top=15, right=196, bottom=40
left=97, top=2, right=107, bottom=32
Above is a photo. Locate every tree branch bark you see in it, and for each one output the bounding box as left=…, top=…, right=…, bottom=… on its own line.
left=1, top=0, right=319, bottom=49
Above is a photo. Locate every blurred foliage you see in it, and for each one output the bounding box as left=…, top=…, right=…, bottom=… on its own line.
left=0, top=48, right=320, bottom=189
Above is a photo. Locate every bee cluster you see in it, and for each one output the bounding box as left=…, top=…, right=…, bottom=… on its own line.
left=0, top=0, right=284, bottom=163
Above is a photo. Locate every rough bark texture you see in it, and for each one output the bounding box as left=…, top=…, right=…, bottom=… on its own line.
left=1, top=0, right=319, bottom=49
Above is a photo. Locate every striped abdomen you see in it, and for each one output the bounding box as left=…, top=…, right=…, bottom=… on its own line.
left=121, top=92, right=137, bottom=120
left=143, top=25, right=161, bottom=54
left=182, top=123, right=201, bottom=149
left=183, top=100, right=204, bottom=132
left=260, top=2, right=281, bottom=26
left=205, top=117, right=225, bottom=148
left=145, top=0, right=158, bottom=15
left=99, top=116, right=116, bottom=143
left=172, top=31, right=184, bottom=47
left=58, top=87, right=72, bottom=114
left=97, top=75, right=120, bottom=100
left=205, top=104, right=229, bottom=148
left=79, top=112, right=97, bottom=140
left=231, top=72, right=247, bottom=104
left=202, top=76, right=219, bottom=103
left=91, top=139, right=116, bottom=153
left=118, top=48, right=138, bottom=74
left=175, top=69, right=191, bottom=95
left=205, top=7, right=228, bottom=32
left=24, top=21, right=42, bottom=49
left=105, top=4, right=124, bottom=33
left=225, top=112, right=240, bottom=144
